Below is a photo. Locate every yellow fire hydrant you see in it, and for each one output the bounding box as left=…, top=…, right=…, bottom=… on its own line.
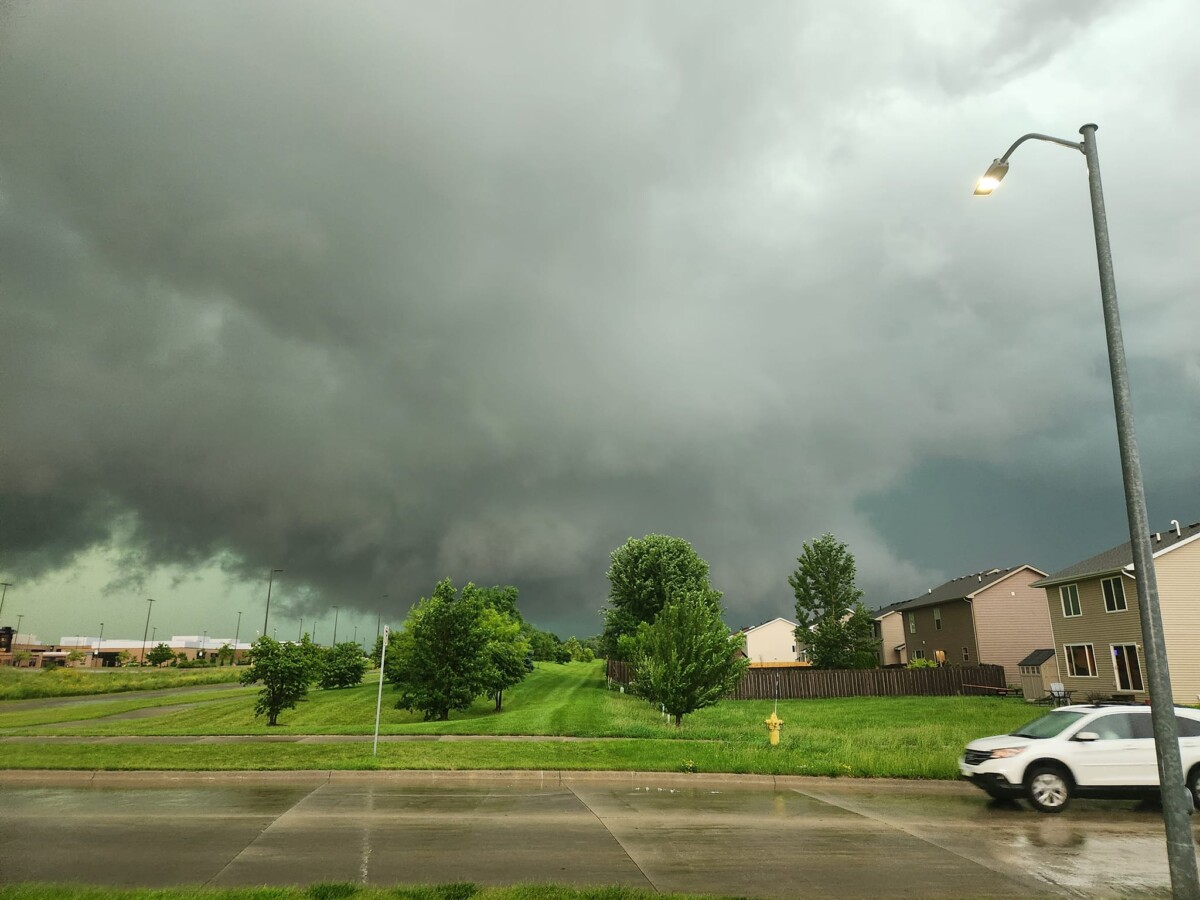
left=764, top=711, right=783, bottom=746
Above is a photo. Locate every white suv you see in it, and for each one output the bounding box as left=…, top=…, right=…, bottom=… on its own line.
left=960, top=704, right=1200, bottom=813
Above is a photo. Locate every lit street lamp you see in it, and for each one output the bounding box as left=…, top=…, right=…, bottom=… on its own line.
left=140, top=599, right=155, bottom=664
left=976, top=124, right=1200, bottom=896
left=262, top=568, right=283, bottom=636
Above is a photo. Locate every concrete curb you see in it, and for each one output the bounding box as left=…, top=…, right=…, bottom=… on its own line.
left=0, top=767, right=977, bottom=795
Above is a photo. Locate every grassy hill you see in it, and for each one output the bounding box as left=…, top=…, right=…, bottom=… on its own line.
left=0, top=660, right=1036, bottom=778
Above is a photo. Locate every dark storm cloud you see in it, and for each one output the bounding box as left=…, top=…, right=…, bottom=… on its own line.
left=2, top=0, right=1198, bottom=637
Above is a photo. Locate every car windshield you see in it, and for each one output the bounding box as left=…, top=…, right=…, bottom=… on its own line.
left=1011, top=710, right=1089, bottom=739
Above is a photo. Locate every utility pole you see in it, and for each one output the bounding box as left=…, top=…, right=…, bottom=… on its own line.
left=262, top=568, right=283, bottom=636
left=140, top=599, right=155, bottom=664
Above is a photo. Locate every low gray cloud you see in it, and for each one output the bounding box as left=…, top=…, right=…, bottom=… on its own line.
left=1, top=0, right=1197, bottom=641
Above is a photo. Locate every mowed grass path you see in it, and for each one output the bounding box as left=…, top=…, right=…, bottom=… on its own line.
left=0, top=666, right=244, bottom=700
left=0, top=661, right=1038, bottom=779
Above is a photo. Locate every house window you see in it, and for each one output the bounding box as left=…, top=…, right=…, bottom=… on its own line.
left=1112, top=644, right=1144, bottom=692
left=1102, top=577, right=1128, bottom=613
left=913, top=649, right=926, bottom=660
left=1060, top=584, right=1082, bottom=618
left=933, top=608, right=942, bottom=631
left=962, top=647, right=970, bottom=662
left=908, top=613, right=916, bottom=634
left=934, top=649, right=946, bottom=665
left=1064, top=643, right=1097, bottom=678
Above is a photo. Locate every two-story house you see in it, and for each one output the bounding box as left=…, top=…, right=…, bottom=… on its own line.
left=1030, top=519, right=1200, bottom=704
left=737, top=617, right=806, bottom=666
left=897, top=564, right=1052, bottom=684
left=872, top=601, right=910, bottom=666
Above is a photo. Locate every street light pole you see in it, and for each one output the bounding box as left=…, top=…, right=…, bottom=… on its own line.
left=976, top=124, right=1200, bottom=898
left=262, top=568, right=283, bottom=637
left=234, top=611, right=243, bottom=660
left=332, top=606, right=339, bottom=645
left=298, top=617, right=304, bottom=642
left=140, top=599, right=155, bottom=664
left=15, top=614, right=24, bottom=643
left=97, top=622, right=104, bottom=653
left=0, top=582, right=12, bottom=622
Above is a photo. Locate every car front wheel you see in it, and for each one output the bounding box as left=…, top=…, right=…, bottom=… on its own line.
left=1027, top=766, right=1072, bottom=813
left=1188, top=766, right=1200, bottom=813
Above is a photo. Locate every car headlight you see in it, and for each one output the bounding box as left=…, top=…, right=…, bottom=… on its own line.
left=990, top=746, right=1028, bottom=759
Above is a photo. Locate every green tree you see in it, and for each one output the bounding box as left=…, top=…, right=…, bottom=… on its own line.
left=562, top=636, right=594, bottom=662
left=629, top=592, right=748, bottom=727
left=320, top=641, right=369, bottom=689
left=789, top=533, right=878, bottom=669
left=296, top=635, right=327, bottom=686
left=239, top=636, right=311, bottom=726
left=370, top=633, right=386, bottom=667
left=385, top=578, right=491, bottom=721
left=601, top=534, right=719, bottom=659
left=66, top=648, right=86, bottom=665
left=216, top=643, right=235, bottom=666
left=146, top=642, right=175, bottom=667
left=522, top=623, right=563, bottom=662
left=479, top=606, right=530, bottom=711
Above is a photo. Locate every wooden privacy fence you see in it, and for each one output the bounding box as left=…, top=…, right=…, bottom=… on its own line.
left=605, top=659, right=1007, bottom=699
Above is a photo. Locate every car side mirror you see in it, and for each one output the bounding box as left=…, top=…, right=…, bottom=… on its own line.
left=1074, top=731, right=1099, bottom=742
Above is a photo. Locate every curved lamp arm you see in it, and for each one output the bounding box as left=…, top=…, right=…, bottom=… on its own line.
left=974, top=131, right=1084, bottom=195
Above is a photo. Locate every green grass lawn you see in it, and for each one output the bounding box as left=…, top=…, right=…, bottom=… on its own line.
left=0, top=666, right=244, bottom=700
left=0, top=885, right=732, bottom=900
left=0, top=661, right=1039, bottom=779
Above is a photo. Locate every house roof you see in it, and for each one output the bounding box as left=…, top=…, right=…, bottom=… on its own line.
left=894, top=564, right=1047, bottom=613
left=739, top=616, right=799, bottom=634
left=1031, top=520, right=1200, bottom=588
left=1017, top=649, right=1056, bottom=668
left=872, top=600, right=910, bottom=619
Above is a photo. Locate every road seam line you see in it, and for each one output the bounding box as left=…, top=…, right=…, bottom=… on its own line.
left=564, top=781, right=658, bottom=893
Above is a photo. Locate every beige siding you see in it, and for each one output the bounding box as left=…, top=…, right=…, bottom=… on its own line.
left=1154, top=537, right=1200, bottom=704
left=972, top=568, right=1056, bottom=684
left=1044, top=574, right=1143, bottom=699
left=878, top=613, right=906, bottom=665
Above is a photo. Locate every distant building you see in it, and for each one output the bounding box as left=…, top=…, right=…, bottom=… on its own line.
left=736, top=617, right=807, bottom=666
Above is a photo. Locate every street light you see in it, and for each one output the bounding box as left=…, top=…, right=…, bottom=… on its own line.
left=15, top=614, right=23, bottom=643
left=140, top=598, right=155, bottom=664
left=377, top=595, right=388, bottom=639
left=298, top=617, right=304, bottom=641
left=0, top=582, right=12, bottom=622
left=262, top=568, right=283, bottom=636
left=234, top=611, right=243, bottom=661
left=96, top=622, right=104, bottom=654
left=976, top=124, right=1200, bottom=897
left=332, top=606, right=339, bottom=645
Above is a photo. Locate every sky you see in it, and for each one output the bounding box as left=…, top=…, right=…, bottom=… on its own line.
left=1, top=0, right=1198, bottom=646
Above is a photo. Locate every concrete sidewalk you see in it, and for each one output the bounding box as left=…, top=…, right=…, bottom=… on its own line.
left=3, top=769, right=1194, bottom=897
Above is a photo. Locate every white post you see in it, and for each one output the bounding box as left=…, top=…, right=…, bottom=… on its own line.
left=372, top=625, right=390, bottom=756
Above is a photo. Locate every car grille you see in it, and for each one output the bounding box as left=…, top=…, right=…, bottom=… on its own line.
left=963, top=749, right=992, bottom=766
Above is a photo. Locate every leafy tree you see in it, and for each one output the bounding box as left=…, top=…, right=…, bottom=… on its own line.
left=470, top=584, right=522, bottom=623
left=320, top=641, right=369, bottom=689
left=562, top=636, right=594, bottom=662
left=116, top=650, right=132, bottom=666
left=370, top=633, right=386, bottom=667
left=479, top=606, right=530, bottom=711
left=240, top=636, right=311, bottom=726
left=385, top=578, right=491, bottom=721
left=66, top=648, right=86, bottom=665
left=522, top=623, right=564, bottom=662
left=789, top=533, right=878, bottom=669
left=296, top=635, right=327, bottom=685
left=146, top=642, right=175, bottom=667
left=11, top=649, right=31, bottom=666
left=629, top=592, right=748, bottom=727
left=216, top=643, right=235, bottom=666
left=601, top=534, right=720, bottom=659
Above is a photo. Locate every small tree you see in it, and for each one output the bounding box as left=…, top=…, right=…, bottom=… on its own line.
left=385, top=578, right=491, bottom=721
left=240, top=636, right=311, bottom=726
left=562, top=637, right=594, bottom=662
left=630, top=591, right=748, bottom=727
left=297, top=635, right=327, bottom=686
left=479, top=606, right=530, bottom=712
left=217, top=643, right=235, bottom=666
left=11, top=649, right=32, bottom=667
left=66, top=648, right=86, bottom=666
left=789, top=533, right=878, bottom=669
left=601, top=534, right=720, bottom=659
left=146, top=642, right=175, bottom=667
left=320, top=642, right=369, bottom=689
left=370, top=633, right=386, bottom=667
left=116, top=650, right=132, bottom=667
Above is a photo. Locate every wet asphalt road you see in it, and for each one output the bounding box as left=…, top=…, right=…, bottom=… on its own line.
left=2, top=771, right=1197, bottom=897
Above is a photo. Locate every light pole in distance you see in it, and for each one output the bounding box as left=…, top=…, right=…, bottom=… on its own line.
left=975, top=124, right=1199, bottom=897
left=140, top=599, right=155, bottom=664
left=234, top=611, right=243, bottom=661
left=0, top=582, right=12, bottom=622
left=262, top=568, right=283, bottom=637
left=332, top=606, right=339, bottom=645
